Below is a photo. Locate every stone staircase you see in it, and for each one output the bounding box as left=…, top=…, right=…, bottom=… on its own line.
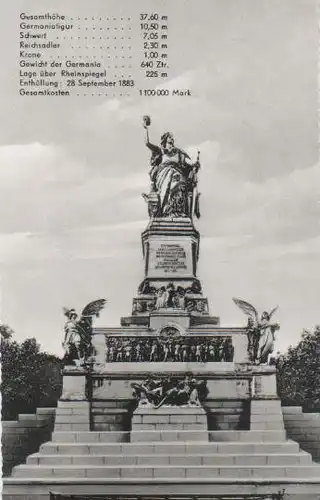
left=4, top=402, right=320, bottom=499
left=282, top=406, right=320, bottom=462
left=2, top=407, right=56, bottom=477
left=10, top=429, right=319, bottom=480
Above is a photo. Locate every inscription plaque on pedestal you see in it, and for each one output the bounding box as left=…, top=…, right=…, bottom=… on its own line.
left=148, top=239, right=193, bottom=277
left=155, top=243, right=187, bottom=273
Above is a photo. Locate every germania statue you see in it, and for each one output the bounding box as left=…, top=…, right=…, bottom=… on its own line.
left=142, top=115, right=201, bottom=219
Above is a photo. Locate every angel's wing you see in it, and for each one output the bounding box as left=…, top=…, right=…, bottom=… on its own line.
left=81, top=298, right=107, bottom=318
left=268, top=306, right=279, bottom=320
left=232, top=298, right=259, bottom=324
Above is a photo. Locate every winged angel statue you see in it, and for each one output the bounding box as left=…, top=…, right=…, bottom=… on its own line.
left=62, top=299, right=107, bottom=366
left=233, top=298, right=280, bottom=364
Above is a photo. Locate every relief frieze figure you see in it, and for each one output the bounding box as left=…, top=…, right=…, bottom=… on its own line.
left=131, top=374, right=209, bottom=408
left=105, top=335, right=234, bottom=363
left=133, top=280, right=205, bottom=315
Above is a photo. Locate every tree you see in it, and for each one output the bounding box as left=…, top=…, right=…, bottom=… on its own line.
left=277, top=326, right=320, bottom=410
left=1, top=326, right=63, bottom=420
left=0, top=323, right=14, bottom=341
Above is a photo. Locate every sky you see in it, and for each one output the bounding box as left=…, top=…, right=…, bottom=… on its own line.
left=0, top=0, right=319, bottom=357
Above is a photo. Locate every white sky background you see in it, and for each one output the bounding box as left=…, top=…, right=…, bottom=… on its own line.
left=0, top=0, right=319, bottom=357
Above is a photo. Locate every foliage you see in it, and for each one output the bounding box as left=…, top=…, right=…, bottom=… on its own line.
left=0, top=323, right=14, bottom=340
left=277, top=326, right=320, bottom=410
left=1, top=325, right=62, bottom=420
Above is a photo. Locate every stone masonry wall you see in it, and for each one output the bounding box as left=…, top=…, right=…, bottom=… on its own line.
left=282, top=405, right=320, bottom=462
left=2, top=407, right=56, bottom=476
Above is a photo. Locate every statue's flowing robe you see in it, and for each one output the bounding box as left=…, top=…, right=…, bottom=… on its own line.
left=148, top=145, right=191, bottom=217
left=258, top=321, right=275, bottom=362
left=63, top=321, right=81, bottom=349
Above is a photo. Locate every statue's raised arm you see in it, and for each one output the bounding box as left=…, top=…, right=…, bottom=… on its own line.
left=143, top=115, right=161, bottom=159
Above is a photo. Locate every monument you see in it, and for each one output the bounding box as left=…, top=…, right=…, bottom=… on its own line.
left=3, top=118, right=320, bottom=500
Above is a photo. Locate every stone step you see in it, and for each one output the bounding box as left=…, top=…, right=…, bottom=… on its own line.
left=12, top=464, right=320, bottom=479
left=134, top=407, right=207, bottom=414
left=91, top=401, right=131, bottom=409
left=92, top=408, right=128, bottom=415
left=284, top=412, right=320, bottom=420
left=51, top=430, right=286, bottom=443
left=209, top=430, right=286, bottom=442
left=131, top=430, right=209, bottom=441
left=132, top=423, right=207, bottom=431
left=27, top=452, right=312, bottom=466
left=40, top=440, right=301, bottom=455
left=57, top=401, right=88, bottom=408
left=282, top=406, right=303, bottom=414
left=52, top=431, right=129, bottom=443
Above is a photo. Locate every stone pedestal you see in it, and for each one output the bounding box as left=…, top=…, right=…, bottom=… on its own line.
left=54, top=400, right=90, bottom=432
left=252, top=366, right=278, bottom=399
left=91, top=333, right=106, bottom=365
left=61, top=367, right=87, bottom=401
left=250, top=399, right=285, bottom=431
left=131, top=406, right=208, bottom=441
left=132, top=406, right=207, bottom=431
left=121, top=217, right=219, bottom=328
left=232, top=333, right=249, bottom=363
left=141, top=218, right=199, bottom=282
left=56, top=367, right=90, bottom=432
left=250, top=365, right=284, bottom=432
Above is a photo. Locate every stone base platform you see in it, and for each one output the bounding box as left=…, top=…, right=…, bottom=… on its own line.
left=4, top=479, right=320, bottom=500
left=3, top=394, right=320, bottom=500
left=4, top=428, right=320, bottom=500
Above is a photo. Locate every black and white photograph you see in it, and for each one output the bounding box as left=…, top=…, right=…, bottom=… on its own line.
left=1, top=1, right=319, bottom=499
